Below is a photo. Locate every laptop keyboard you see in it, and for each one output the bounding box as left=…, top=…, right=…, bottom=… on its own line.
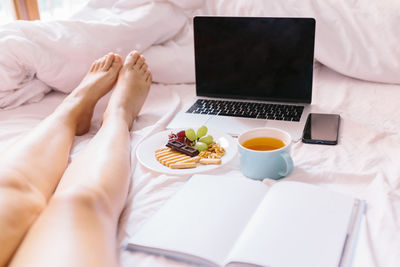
left=186, top=99, right=304, bottom=121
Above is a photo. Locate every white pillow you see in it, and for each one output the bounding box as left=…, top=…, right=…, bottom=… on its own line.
left=203, top=0, right=400, bottom=84
left=142, top=1, right=204, bottom=84
left=143, top=22, right=195, bottom=84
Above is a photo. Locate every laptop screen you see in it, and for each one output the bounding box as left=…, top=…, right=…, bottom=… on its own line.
left=194, top=17, right=315, bottom=104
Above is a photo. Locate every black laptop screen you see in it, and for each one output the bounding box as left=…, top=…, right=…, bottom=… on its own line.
left=194, top=17, right=315, bottom=104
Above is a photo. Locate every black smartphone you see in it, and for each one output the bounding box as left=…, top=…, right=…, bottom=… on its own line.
left=302, top=113, right=340, bottom=145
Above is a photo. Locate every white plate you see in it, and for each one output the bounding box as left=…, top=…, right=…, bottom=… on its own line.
left=136, top=129, right=237, bottom=175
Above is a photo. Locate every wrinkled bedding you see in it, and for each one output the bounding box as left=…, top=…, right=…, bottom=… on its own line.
left=1, top=65, right=399, bottom=267
left=0, top=0, right=399, bottom=267
left=0, top=0, right=193, bottom=108
left=1, top=0, right=400, bottom=109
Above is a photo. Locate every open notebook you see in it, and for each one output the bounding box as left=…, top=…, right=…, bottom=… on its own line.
left=126, top=175, right=365, bottom=267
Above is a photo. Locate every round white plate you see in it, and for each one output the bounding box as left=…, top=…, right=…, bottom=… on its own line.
left=136, top=129, right=238, bottom=175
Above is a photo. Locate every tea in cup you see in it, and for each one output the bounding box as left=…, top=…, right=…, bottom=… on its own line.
left=238, top=127, right=293, bottom=180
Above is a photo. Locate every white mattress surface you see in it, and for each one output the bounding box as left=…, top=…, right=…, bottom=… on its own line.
left=0, top=65, right=399, bottom=267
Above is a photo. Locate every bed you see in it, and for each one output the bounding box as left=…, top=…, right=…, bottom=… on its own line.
left=0, top=1, right=399, bottom=267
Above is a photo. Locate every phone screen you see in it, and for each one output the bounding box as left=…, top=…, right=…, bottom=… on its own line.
left=302, top=113, right=340, bottom=145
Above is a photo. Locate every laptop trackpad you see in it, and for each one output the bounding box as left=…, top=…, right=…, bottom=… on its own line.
left=205, top=116, right=266, bottom=137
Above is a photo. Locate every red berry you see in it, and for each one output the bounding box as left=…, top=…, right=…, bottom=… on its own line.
left=168, top=133, right=177, bottom=142
left=177, top=130, right=186, bottom=138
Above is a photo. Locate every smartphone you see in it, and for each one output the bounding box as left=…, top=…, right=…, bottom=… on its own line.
left=302, top=113, right=340, bottom=145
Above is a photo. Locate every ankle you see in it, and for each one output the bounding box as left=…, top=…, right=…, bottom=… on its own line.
left=49, top=108, right=79, bottom=134
left=55, top=95, right=96, bottom=135
left=103, top=108, right=132, bottom=128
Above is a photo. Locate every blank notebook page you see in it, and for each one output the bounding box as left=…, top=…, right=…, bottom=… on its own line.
left=129, top=175, right=269, bottom=266
left=227, top=181, right=355, bottom=267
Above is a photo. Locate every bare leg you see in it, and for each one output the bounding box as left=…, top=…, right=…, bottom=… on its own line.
left=9, top=51, right=151, bottom=267
left=0, top=53, right=122, bottom=266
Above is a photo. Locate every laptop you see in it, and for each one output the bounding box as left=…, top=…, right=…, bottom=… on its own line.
left=167, top=16, right=316, bottom=140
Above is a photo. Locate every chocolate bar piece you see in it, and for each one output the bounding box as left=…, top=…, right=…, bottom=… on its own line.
left=166, top=141, right=199, bottom=157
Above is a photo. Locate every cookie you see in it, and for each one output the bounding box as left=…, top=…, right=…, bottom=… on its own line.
left=155, top=148, right=197, bottom=168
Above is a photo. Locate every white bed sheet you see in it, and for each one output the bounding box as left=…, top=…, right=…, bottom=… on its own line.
left=119, top=65, right=400, bottom=267
left=1, top=64, right=398, bottom=267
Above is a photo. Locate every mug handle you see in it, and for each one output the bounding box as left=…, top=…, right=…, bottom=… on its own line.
left=278, top=151, right=294, bottom=177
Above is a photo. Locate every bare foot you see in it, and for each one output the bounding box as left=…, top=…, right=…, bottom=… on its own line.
left=58, top=53, right=123, bottom=135
left=103, top=51, right=152, bottom=129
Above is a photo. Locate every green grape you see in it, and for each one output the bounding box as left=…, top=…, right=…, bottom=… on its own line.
left=195, top=141, right=208, bottom=152
left=199, top=135, right=213, bottom=145
left=185, top=128, right=197, bottom=141
left=196, top=125, right=208, bottom=138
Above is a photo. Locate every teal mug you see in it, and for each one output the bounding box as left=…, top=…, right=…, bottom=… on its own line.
left=238, top=127, right=294, bottom=180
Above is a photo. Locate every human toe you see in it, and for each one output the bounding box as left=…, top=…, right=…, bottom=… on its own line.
left=124, top=51, right=140, bottom=68
left=114, top=53, right=123, bottom=64
left=90, top=58, right=101, bottom=72
left=145, top=70, right=152, bottom=82
left=109, top=53, right=123, bottom=71
left=134, top=55, right=145, bottom=70
left=102, top=53, right=115, bottom=71
left=140, top=63, right=148, bottom=73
